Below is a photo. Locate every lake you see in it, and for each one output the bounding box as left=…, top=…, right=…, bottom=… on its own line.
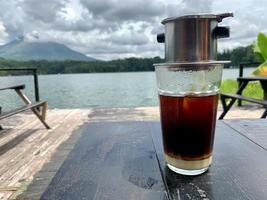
left=0, top=68, right=256, bottom=110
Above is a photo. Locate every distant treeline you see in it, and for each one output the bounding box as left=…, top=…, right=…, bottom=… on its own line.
left=0, top=44, right=261, bottom=75
left=0, top=57, right=163, bottom=75
left=217, top=44, right=260, bottom=67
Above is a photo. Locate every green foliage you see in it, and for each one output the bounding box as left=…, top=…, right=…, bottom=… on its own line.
left=253, top=41, right=265, bottom=62
left=252, top=61, right=267, bottom=76
left=252, top=32, right=267, bottom=75
left=221, top=79, right=263, bottom=100
left=257, top=32, right=267, bottom=60
left=242, top=82, right=264, bottom=99
left=217, top=45, right=259, bottom=68
left=220, top=79, right=238, bottom=94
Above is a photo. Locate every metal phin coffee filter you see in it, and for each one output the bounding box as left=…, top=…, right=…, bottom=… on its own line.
left=157, top=13, right=233, bottom=63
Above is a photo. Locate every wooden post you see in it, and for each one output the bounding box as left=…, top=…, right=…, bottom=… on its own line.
left=15, top=89, right=51, bottom=129
left=0, top=106, right=2, bottom=130
left=33, top=69, right=40, bottom=102
left=238, top=63, right=244, bottom=107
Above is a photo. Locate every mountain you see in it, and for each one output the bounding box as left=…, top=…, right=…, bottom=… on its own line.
left=0, top=38, right=95, bottom=61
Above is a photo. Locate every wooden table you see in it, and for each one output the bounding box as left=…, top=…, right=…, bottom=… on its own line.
left=25, top=120, right=267, bottom=199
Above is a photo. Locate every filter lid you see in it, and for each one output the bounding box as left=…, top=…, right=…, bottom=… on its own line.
left=162, top=13, right=233, bottom=24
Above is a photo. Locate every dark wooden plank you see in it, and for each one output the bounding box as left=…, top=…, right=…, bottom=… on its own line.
left=0, top=101, right=45, bottom=120
left=223, top=119, right=267, bottom=150
left=41, top=122, right=167, bottom=200
left=148, top=121, right=267, bottom=200
left=238, top=76, right=267, bottom=81
left=0, top=84, right=25, bottom=91
left=221, top=93, right=267, bottom=106
left=17, top=123, right=87, bottom=200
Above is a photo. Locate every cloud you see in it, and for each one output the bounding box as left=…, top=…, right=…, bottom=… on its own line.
left=166, top=0, right=213, bottom=17
left=21, top=0, right=68, bottom=23
left=0, top=1, right=25, bottom=40
left=213, top=0, right=267, bottom=51
left=0, top=0, right=266, bottom=59
left=80, top=0, right=165, bottom=22
left=24, top=30, right=39, bottom=40
left=108, top=33, right=149, bottom=46
left=0, top=21, right=8, bottom=44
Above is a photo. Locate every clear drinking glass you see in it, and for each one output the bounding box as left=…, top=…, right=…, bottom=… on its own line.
left=154, top=61, right=225, bottom=176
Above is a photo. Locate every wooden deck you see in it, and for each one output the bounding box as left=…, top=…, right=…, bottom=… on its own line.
left=0, top=106, right=265, bottom=199
left=0, top=109, right=90, bottom=199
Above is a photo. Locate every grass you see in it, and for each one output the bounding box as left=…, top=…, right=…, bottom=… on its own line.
left=221, top=79, right=264, bottom=100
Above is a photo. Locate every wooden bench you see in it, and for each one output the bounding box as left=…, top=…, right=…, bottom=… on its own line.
left=0, top=84, right=50, bottom=129
left=219, top=93, right=267, bottom=119
left=219, top=76, right=267, bottom=119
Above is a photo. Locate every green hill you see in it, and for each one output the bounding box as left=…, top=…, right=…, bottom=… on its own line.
left=0, top=38, right=95, bottom=61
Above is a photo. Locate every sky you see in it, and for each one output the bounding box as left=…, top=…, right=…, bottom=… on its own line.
left=0, top=0, right=266, bottom=60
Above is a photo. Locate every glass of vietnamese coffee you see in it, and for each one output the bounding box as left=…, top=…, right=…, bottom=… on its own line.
left=155, top=61, right=227, bottom=176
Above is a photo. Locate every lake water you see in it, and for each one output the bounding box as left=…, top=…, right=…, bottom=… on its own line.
left=0, top=68, right=256, bottom=110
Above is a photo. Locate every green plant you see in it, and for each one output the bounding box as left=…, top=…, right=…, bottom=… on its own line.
left=252, top=32, right=267, bottom=75
left=221, top=79, right=263, bottom=102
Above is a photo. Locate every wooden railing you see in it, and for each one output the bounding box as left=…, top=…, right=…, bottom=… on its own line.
left=0, top=68, right=40, bottom=102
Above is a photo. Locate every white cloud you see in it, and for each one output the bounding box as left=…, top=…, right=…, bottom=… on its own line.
left=21, top=0, right=68, bottom=23
left=0, top=0, right=266, bottom=60
left=80, top=0, right=165, bottom=22
left=0, top=21, right=8, bottom=45
left=212, top=0, right=267, bottom=51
